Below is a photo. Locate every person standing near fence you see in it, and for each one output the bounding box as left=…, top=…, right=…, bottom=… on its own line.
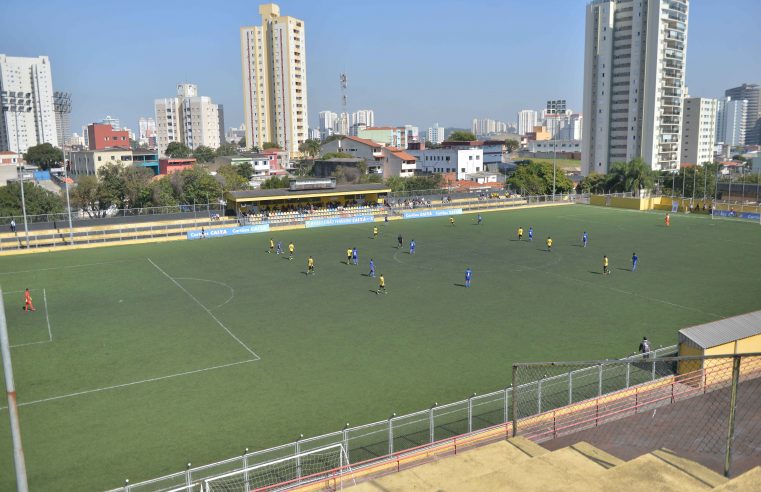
left=10, top=219, right=16, bottom=233
left=639, top=337, right=651, bottom=358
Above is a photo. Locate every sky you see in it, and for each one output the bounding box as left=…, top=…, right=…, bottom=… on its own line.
left=2, top=0, right=760, bottom=135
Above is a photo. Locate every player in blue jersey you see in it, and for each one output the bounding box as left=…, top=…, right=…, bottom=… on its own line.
left=477, top=214, right=483, bottom=225
left=276, top=241, right=283, bottom=255
left=632, top=252, right=638, bottom=271
left=583, top=231, right=589, bottom=248
left=528, top=226, right=533, bottom=241
left=409, top=239, right=416, bottom=255
left=465, top=267, right=472, bottom=288
left=369, top=258, right=375, bottom=278
left=352, top=247, right=358, bottom=266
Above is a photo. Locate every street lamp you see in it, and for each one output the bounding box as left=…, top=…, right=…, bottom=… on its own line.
left=2, top=92, right=31, bottom=248
left=61, top=147, right=74, bottom=243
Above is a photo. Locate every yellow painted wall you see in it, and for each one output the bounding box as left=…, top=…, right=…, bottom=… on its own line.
left=678, top=343, right=704, bottom=375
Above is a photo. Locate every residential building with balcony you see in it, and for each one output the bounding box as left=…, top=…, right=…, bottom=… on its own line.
left=582, top=0, right=690, bottom=174
left=154, top=83, right=221, bottom=157
left=240, top=3, right=308, bottom=155
left=680, top=97, right=718, bottom=166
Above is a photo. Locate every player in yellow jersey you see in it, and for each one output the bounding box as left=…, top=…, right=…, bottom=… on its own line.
left=450, top=217, right=455, bottom=226
left=307, top=256, right=315, bottom=275
left=288, top=242, right=295, bottom=260
left=346, top=248, right=353, bottom=265
left=376, top=274, right=387, bottom=295
left=518, top=227, right=524, bottom=240
left=546, top=236, right=553, bottom=252
left=373, top=226, right=379, bottom=238
left=268, top=238, right=275, bottom=254
left=603, top=255, right=610, bottom=275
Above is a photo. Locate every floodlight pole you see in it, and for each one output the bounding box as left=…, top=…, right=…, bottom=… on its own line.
left=0, top=287, right=30, bottom=492
left=11, top=110, right=30, bottom=248
left=63, top=148, right=74, bottom=243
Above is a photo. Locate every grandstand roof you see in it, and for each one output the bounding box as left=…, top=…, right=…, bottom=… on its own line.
left=678, top=310, right=761, bottom=349
left=226, top=183, right=391, bottom=203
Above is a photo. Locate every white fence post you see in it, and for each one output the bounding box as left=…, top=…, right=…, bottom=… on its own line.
left=598, top=364, right=603, bottom=397
left=388, top=414, right=395, bottom=455
left=429, top=405, right=436, bottom=443
left=568, top=372, right=573, bottom=405
left=537, top=380, right=543, bottom=414
left=468, top=394, right=476, bottom=433
left=295, top=435, right=303, bottom=481
left=243, top=448, right=249, bottom=491
left=626, top=362, right=631, bottom=388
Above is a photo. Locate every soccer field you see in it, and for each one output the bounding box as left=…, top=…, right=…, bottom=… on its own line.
left=1, top=204, right=760, bottom=490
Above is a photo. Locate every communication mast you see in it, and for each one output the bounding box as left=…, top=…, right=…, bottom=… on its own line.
left=339, top=73, right=348, bottom=112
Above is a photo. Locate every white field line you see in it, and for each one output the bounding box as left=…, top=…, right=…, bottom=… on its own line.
left=0, top=359, right=257, bottom=410
left=0, top=259, right=132, bottom=276
left=147, top=258, right=260, bottom=360
left=174, top=277, right=235, bottom=310
left=514, top=261, right=721, bottom=318
left=9, top=288, right=54, bottom=348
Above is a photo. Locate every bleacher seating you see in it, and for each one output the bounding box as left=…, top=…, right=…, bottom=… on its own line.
left=347, top=437, right=758, bottom=491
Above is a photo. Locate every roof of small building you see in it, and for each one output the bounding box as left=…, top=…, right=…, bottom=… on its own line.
left=342, top=135, right=383, bottom=148
left=227, top=183, right=391, bottom=202
left=384, top=147, right=417, bottom=161
left=678, top=310, right=761, bottom=349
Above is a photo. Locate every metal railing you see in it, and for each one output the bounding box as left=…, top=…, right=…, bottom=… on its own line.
left=108, top=345, right=676, bottom=491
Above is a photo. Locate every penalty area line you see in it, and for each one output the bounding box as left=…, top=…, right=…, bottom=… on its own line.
left=9, top=288, right=54, bottom=349
left=0, top=359, right=257, bottom=410
left=147, top=258, right=260, bottom=360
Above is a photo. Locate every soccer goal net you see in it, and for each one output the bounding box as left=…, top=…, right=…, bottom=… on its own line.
left=204, top=444, right=351, bottom=492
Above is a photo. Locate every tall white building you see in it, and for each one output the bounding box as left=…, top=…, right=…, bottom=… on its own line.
left=582, top=0, right=689, bottom=174
left=680, top=97, right=717, bottom=166
left=138, top=117, right=156, bottom=146
left=101, top=115, right=120, bottom=130
left=240, top=3, right=308, bottom=155
left=154, top=83, right=222, bottom=156
left=0, top=54, right=59, bottom=153
left=427, top=123, right=445, bottom=145
left=337, top=112, right=350, bottom=135
left=318, top=110, right=337, bottom=139
left=472, top=118, right=508, bottom=136
left=517, top=110, right=538, bottom=136
left=716, top=97, right=747, bottom=147
left=352, top=109, right=374, bottom=128
left=54, top=91, right=71, bottom=147
left=404, top=124, right=419, bottom=143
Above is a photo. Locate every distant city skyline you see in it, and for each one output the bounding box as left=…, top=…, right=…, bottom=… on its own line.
left=2, top=0, right=760, bottom=141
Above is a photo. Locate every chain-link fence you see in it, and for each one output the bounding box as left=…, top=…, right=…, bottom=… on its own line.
left=108, top=346, right=675, bottom=492
left=512, top=353, right=761, bottom=478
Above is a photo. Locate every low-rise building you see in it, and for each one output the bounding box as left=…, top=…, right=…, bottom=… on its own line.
left=87, top=123, right=130, bottom=150
left=381, top=147, right=416, bottom=178
left=70, top=147, right=133, bottom=175
left=159, top=158, right=197, bottom=175
left=320, top=136, right=384, bottom=164
left=357, top=127, right=408, bottom=149
left=221, top=154, right=274, bottom=178
left=0, top=151, right=21, bottom=165
left=407, top=144, right=484, bottom=180
left=482, top=140, right=506, bottom=168
left=527, top=139, right=582, bottom=158
left=131, top=150, right=160, bottom=175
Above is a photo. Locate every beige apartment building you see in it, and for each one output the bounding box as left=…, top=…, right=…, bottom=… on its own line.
left=240, top=3, right=308, bottom=156
left=154, top=83, right=221, bottom=157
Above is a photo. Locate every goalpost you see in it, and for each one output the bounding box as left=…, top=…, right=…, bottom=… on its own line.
left=204, top=444, right=352, bottom=492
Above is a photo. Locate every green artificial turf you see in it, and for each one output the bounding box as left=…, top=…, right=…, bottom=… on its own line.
left=0, top=205, right=760, bottom=490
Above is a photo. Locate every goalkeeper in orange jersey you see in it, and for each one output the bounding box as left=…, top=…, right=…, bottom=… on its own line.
left=24, top=288, right=36, bottom=312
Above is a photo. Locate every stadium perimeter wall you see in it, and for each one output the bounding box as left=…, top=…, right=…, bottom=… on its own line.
left=591, top=194, right=761, bottom=215
left=0, top=201, right=572, bottom=257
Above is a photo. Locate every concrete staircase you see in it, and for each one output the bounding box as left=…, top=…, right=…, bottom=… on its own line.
left=348, top=437, right=760, bottom=491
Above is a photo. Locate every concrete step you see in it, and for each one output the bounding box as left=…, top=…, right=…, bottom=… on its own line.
left=505, top=436, right=550, bottom=458
left=566, top=450, right=727, bottom=492
left=443, top=444, right=611, bottom=491
left=565, top=441, right=624, bottom=470
left=713, top=466, right=761, bottom=491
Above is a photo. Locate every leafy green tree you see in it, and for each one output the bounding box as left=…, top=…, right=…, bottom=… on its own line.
left=192, top=145, right=216, bottom=163
left=97, top=162, right=128, bottom=209
left=236, top=162, right=254, bottom=180
left=299, top=139, right=321, bottom=159
left=172, top=166, right=223, bottom=204
left=607, top=158, right=654, bottom=193
left=448, top=130, right=476, bottom=142
left=323, top=134, right=343, bottom=144
left=0, top=181, right=64, bottom=217
left=150, top=176, right=178, bottom=206
left=238, top=137, right=246, bottom=148
left=23, top=143, right=63, bottom=170
left=72, top=175, right=108, bottom=217
left=505, top=139, right=520, bottom=153
left=260, top=176, right=290, bottom=189
left=506, top=160, right=574, bottom=195
left=263, top=141, right=281, bottom=150
left=217, top=164, right=249, bottom=192
left=215, top=142, right=239, bottom=157
left=165, top=142, right=192, bottom=158
left=121, top=166, right=156, bottom=208
left=578, top=173, right=610, bottom=194
left=385, top=174, right=443, bottom=192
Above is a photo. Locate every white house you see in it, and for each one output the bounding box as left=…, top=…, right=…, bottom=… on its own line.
left=380, top=147, right=416, bottom=178
left=407, top=145, right=484, bottom=180
left=320, top=136, right=384, bottom=163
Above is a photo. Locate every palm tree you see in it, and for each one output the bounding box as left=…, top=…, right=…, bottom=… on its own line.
left=299, top=139, right=321, bottom=159
left=609, top=158, right=654, bottom=194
